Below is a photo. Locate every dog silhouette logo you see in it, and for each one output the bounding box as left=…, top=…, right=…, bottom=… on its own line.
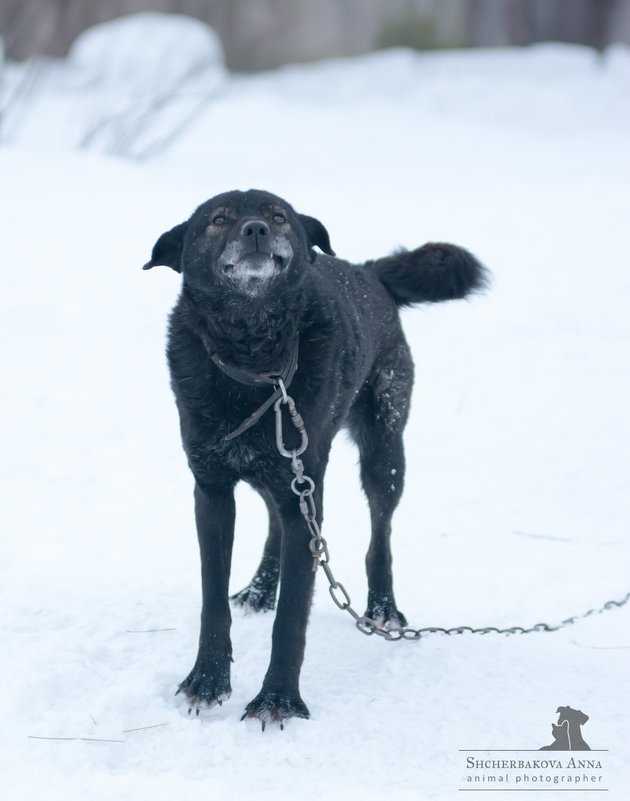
left=539, top=706, right=591, bottom=751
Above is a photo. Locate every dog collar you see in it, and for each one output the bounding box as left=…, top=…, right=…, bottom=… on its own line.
left=209, top=338, right=299, bottom=390
left=200, top=334, right=299, bottom=441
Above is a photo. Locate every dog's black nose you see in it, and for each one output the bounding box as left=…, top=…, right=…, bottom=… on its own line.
left=240, top=219, right=270, bottom=250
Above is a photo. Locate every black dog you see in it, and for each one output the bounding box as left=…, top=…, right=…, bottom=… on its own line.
left=144, top=189, right=487, bottom=728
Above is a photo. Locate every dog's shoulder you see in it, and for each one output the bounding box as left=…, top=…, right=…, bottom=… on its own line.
left=167, top=297, right=202, bottom=361
left=165, top=298, right=213, bottom=403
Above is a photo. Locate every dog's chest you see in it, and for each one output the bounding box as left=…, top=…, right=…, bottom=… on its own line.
left=221, top=437, right=258, bottom=471
left=214, top=430, right=282, bottom=483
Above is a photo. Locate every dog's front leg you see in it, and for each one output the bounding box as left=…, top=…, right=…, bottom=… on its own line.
left=178, top=480, right=235, bottom=714
left=242, top=488, right=320, bottom=729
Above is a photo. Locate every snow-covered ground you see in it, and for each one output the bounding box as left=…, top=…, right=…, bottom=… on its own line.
left=2, top=15, right=630, bottom=801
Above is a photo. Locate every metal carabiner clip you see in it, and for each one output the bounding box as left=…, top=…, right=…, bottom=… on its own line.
left=274, top=386, right=308, bottom=458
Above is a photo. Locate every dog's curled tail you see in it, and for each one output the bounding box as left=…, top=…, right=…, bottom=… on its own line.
left=372, top=243, right=489, bottom=307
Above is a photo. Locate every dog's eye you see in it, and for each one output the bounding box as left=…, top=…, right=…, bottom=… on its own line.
left=212, top=215, right=226, bottom=225
left=272, top=213, right=286, bottom=224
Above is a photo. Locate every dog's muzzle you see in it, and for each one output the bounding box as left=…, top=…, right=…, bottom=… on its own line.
left=219, top=223, right=293, bottom=279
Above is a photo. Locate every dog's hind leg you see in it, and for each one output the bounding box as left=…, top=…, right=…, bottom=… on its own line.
left=348, top=350, right=413, bottom=629
left=231, top=490, right=281, bottom=612
left=361, top=431, right=408, bottom=629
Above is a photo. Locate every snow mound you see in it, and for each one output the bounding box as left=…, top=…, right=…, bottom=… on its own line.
left=2, top=13, right=225, bottom=158
left=69, top=12, right=224, bottom=93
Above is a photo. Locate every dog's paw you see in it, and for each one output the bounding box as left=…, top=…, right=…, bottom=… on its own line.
left=241, top=689, right=310, bottom=731
left=176, top=663, right=232, bottom=715
left=231, top=557, right=279, bottom=612
left=230, top=582, right=277, bottom=612
left=365, top=594, right=407, bottom=630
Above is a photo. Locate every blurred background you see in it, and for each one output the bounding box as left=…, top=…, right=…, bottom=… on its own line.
left=3, top=0, right=630, bottom=70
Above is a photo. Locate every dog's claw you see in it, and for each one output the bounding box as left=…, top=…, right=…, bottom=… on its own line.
left=176, top=663, right=232, bottom=716
left=175, top=687, right=181, bottom=696
left=241, top=689, right=310, bottom=730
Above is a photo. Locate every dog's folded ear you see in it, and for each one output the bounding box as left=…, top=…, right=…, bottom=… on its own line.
left=298, top=214, right=335, bottom=261
left=142, top=221, right=188, bottom=272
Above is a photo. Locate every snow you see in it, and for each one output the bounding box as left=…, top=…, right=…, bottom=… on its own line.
left=1, top=13, right=630, bottom=801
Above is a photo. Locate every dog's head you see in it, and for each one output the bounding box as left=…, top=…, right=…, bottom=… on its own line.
left=143, top=189, right=334, bottom=296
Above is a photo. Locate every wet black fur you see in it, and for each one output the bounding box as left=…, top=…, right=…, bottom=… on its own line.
left=144, top=189, right=487, bottom=727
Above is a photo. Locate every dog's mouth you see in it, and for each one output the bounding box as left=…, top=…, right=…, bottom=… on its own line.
left=223, top=253, right=288, bottom=275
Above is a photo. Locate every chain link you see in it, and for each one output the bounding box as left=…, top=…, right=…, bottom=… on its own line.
left=273, top=381, right=630, bottom=641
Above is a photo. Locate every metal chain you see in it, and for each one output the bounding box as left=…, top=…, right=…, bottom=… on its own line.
left=273, top=382, right=630, bottom=642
